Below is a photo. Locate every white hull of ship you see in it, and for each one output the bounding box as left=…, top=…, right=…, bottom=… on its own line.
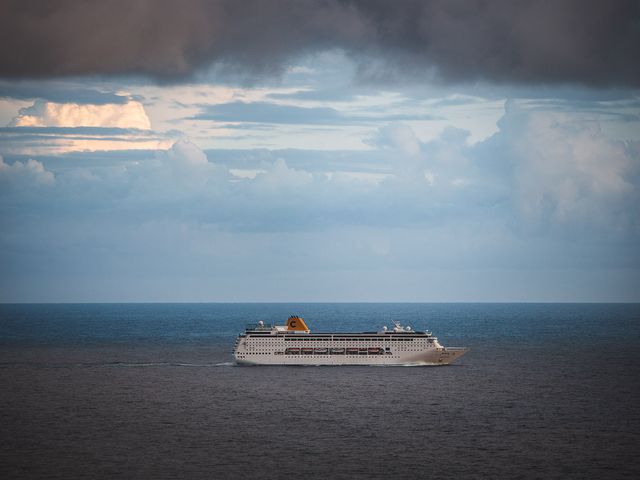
left=234, top=347, right=468, bottom=366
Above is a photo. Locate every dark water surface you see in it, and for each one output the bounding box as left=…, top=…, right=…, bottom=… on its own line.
left=1, top=303, right=639, bottom=479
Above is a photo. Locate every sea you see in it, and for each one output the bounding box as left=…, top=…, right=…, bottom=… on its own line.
left=1, top=303, right=639, bottom=479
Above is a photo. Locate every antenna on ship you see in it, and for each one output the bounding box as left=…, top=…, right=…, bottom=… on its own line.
left=392, top=320, right=412, bottom=332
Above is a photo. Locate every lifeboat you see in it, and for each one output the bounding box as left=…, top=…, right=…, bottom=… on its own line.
left=314, top=348, right=328, bottom=354
left=330, top=348, right=345, bottom=354
left=285, top=348, right=300, bottom=355
left=368, top=347, right=383, bottom=355
left=301, top=348, right=314, bottom=355
left=358, top=348, right=368, bottom=355
left=346, top=348, right=359, bottom=355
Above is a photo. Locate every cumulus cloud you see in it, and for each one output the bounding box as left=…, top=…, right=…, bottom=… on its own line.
left=0, top=155, right=54, bottom=187
left=494, top=101, right=639, bottom=232
left=364, top=107, right=640, bottom=235
left=9, top=99, right=151, bottom=129
left=3, top=102, right=637, bottom=235
left=255, top=158, right=314, bottom=190
left=3, top=101, right=637, bottom=239
left=0, top=0, right=638, bottom=87
left=1, top=108, right=639, bottom=301
left=367, top=123, right=424, bottom=179
left=0, top=98, right=165, bottom=154
left=158, top=139, right=221, bottom=189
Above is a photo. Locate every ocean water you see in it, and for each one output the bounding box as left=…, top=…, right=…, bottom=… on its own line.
left=1, top=303, right=639, bottom=479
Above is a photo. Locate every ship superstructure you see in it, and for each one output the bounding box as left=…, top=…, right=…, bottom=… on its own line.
left=233, top=315, right=468, bottom=366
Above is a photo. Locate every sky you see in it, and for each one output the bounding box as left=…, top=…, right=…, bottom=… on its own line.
left=0, top=0, right=639, bottom=302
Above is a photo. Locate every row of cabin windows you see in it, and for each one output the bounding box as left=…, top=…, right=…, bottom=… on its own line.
left=281, top=337, right=418, bottom=342
left=249, top=338, right=431, bottom=345
left=250, top=341, right=431, bottom=347
left=244, top=344, right=430, bottom=352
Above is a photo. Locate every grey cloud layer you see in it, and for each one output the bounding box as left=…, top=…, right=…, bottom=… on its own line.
left=2, top=105, right=638, bottom=236
left=192, top=101, right=440, bottom=125
left=1, top=0, right=639, bottom=86
left=2, top=104, right=639, bottom=301
left=0, top=81, right=131, bottom=104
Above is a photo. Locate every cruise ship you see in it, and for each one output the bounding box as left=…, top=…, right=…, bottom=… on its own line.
left=233, top=315, right=468, bottom=366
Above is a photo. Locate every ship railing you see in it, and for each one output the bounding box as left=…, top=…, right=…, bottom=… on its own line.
left=245, top=323, right=274, bottom=331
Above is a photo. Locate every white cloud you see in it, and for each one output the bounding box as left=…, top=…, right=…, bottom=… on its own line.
left=3, top=104, right=636, bottom=236
left=158, top=139, right=221, bottom=188
left=9, top=99, right=151, bottom=129
left=1, top=99, right=172, bottom=154
left=255, top=158, right=315, bottom=189
left=372, top=123, right=421, bottom=157
left=497, top=101, right=638, bottom=231
left=1, top=106, right=638, bottom=301
left=366, top=123, right=429, bottom=181
left=0, top=155, right=54, bottom=186
left=229, top=168, right=265, bottom=179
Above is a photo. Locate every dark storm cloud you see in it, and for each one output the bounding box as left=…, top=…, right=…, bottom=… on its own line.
left=0, top=0, right=639, bottom=87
